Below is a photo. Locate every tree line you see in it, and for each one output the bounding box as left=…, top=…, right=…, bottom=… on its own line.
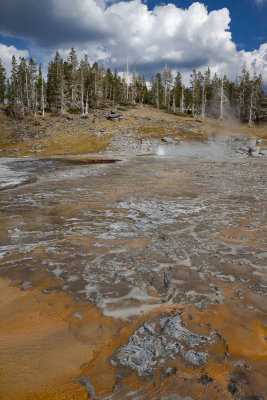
left=0, top=47, right=266, bottom=125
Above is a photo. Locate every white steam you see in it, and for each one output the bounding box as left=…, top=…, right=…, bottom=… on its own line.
left=156, top=136, right=234, bottom=161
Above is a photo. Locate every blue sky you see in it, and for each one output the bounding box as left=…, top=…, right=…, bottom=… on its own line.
left=0, top=0, right=266, bottom=86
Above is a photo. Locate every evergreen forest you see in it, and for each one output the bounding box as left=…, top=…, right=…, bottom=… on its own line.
left=0, top=47, right=266, bottom=125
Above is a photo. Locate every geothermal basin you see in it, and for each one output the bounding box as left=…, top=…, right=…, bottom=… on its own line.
left=0, top=152, right=266, bottom=400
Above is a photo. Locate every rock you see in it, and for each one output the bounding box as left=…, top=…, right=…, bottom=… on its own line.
left=93, top=117, right=105, bottom=123
left=228, top=374, right=249, bottom=396
left=228, top=379, right=239, bottom=396
left=256, top=139, right=263, bottom=145
left=29, top=121, right=42, bottom=126
left=247, top=139, right=257, bottom=147
left=248, top=146, right=260, bottom=157
left=197, top=373, right=214, bottom=386
left=66, top=116, right=74, bottom=121
left=161, top=366, right=178, bottom=376
left=244, top=396, right=265, bottom=400
left=175, top=125, right=192, bottom=132
left=106, top=112, right=123, bottom=121
left=161, top=137, right=175, bottom=144
left=184, top=350, right=207, bottom=366
left=114, top=315, right=223, bottom=378
left=163, top=272, right=171, bottom=288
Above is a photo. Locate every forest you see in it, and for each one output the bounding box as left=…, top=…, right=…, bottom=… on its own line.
left=0, top=47, right=266, bottom=125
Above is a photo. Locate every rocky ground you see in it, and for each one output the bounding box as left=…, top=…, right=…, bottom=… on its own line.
left=0, top=105, right=267, bottom=158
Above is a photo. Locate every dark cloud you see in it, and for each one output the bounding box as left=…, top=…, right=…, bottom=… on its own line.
left=0, top=0, right=110, bottom=47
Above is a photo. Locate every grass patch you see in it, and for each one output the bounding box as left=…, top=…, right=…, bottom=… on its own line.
left=37, top=133, right=111, bottom=156
left=136, top=122, right=206, bottom=141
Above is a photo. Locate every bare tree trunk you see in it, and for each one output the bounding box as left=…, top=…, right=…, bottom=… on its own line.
left=85, top=89, right=89, bottom=115
left=81, top=70, right=84, bottom=115
left=41, top=69, right=45, bottom=116
left=20, top=86, right=25, bottom=117
left=201, top=82, right=206, bottom=118
left=156, top=77, right=159, bottom=109
left=140, top=94, right=144, bottom=108
left=180, top=85, right=184, bottom=114
left=219, top=78, right=224, bottom=120
left=35, top=91, right=37, bottom=117
left=126, top=56, right=129, bottom=101
left=248, top=88, right=254, bottom=127
left=172, top=93, right=176, bottom=113
left=25, top=64, right=30, bottom=114
left=61, top=82, right=65, bottom=114
left=192, top=81, right=195, bottom=115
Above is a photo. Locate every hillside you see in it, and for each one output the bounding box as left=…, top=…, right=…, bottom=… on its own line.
left=0, top=105, right=266, bottom=158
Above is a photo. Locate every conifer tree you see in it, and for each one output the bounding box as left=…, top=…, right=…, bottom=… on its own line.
left=173, top=72, right=182, bottom=113
left=163, top=66, right=173, bottom=108
left=8, top=55, right=19, bottom=115
left=28, top=58, right=37, bottom=115
left=0, top=58, right=6, bottom=103
left=47, top=52, right=66, bottom=113
left=190, top=69, right=197, bottom=115
left=67, top=48, right=79, bottom=108
left=37, top=65, right=46, bottom=116
left=3, top=48, right=266, bottom=122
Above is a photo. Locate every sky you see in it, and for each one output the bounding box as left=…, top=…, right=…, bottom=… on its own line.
left=0, top=0, right=266, bottom=87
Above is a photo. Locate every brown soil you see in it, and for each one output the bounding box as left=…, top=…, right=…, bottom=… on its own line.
left=1, top=105, right=266, bottom=157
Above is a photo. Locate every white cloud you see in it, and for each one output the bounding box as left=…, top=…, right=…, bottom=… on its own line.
left=0, top=44, right=29, bottom=75
left=104, top=1, right=266, bottom=85
left=0, top=1, right=266, bottom=87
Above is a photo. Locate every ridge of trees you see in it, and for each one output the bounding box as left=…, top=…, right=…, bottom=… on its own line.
left=0, top=48, right=266, bottom=124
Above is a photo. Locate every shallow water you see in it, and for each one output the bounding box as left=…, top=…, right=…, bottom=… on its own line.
left=0, top=154, right=266, bottom=399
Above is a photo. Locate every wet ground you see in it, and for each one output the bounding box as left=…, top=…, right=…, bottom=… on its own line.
left=0, top=150, right=266, bottom=399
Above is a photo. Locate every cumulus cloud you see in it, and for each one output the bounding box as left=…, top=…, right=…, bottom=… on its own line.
left=0, top=44, right=29, bottom=74
left=0, top=0, right=266, bottom=85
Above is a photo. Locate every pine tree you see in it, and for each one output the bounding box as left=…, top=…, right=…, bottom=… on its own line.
left=249, top=73, right=265, bottom=125
left=173, top=72, right=182, bottom=113
left=67, top=48, right=79, bottom=108
left=47, top=52, right=66, bottom=113
left=210, top=73, right=220, bottom=118
left=239, top=64, right=251, bottom=122
left=37, top=65, right=46, bottom=116
left=0, top=58, right=6, bottom=103
left=190, top=69, right=197, bottom=115
left=204, top=68, right=212, bottom=116
left=3, top=48, right=266, bottom=122
left=28, top=58, right=37, bottom=115
left=163, top=66, right=173, bottom=109
left=7, top=55, right=19, bottom=115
